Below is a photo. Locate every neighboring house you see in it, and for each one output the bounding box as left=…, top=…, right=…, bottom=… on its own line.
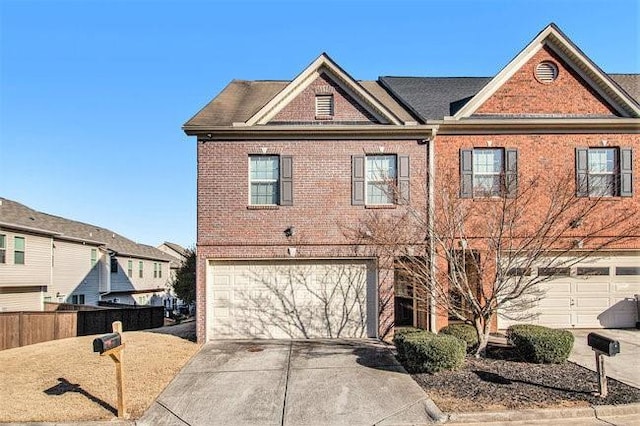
left=184, top=23, right=639, bottom=343
left=157, top=241, right=188, bottom=281
left=156, top=241, right=188, bottom=312
left=0, top=198, right=174, bottom=311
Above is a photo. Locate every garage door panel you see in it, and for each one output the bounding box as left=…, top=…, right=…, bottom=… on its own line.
left=574, top=282, right=609, bottom=293
left=499, top=255, right=640, bottom=330
left=575, top=297, right=609, bottom=309
left=544, top=282, right=571, bottom=295
left=207, top=260, right=375, bottom=340
left=613, top=282, right=640, bottom=292
left=538, top=297, right=571, bottom=308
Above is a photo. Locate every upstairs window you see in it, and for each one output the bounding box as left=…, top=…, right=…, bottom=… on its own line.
left=576, top=147, right=633, bottom=197
left=0, top=234, right=5, bottom=264
left=250, top=156, right=279, bottom=205
left=249, top=155, right=293, bottom=206
left=139, top=261, right=144, bottom=278
left=127, top=260, right=133, bottom=278
left=315, top=94, right=334, bottom=118
left=14, top=236, right=25, bottom=265
left=352, top=154, right=409, bottom=206
left=91, top=249, right=97, bottom=267
left=366, top=155, right=397, bottom=205
left=460, top=148, right=518, bottom=198
left=110, top=257, right=118, bottom=273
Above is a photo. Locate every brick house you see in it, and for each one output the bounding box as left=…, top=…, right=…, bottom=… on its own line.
left=184, top=24, right=639, bottom=343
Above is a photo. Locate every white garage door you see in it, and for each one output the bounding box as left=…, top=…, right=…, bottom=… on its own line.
left=499, top=255, right=640, bottom=329
left=206, top=259, right=377, bottom=339
left=0, top=286, right=44, bottom=312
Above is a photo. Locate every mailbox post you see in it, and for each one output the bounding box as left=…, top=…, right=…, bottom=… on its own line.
left=93, top=321, right=126, bottom=418
left=587, top=332, right=620, bottom=398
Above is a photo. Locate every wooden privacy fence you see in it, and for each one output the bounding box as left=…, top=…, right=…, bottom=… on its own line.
left=0, top=305, right=164, bottom=351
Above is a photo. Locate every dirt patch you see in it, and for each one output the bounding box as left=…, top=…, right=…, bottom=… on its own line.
left=412, top=355, right=640, bottom=413
left=0, top=330, right=199, bottom=422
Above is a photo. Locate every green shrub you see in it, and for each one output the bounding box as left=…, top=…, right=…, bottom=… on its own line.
left=506, top=324, right=574, bottom=364
left=394, top=330, right=466, bottom=373
left=393, top=327, right=427, bottom=363
left=439, top=323, right=479, bottom=353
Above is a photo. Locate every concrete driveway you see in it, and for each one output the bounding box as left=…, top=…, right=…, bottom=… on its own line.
left=139, top=339, right=434, bottom=425
left=569, top=329, right=640, bottom=388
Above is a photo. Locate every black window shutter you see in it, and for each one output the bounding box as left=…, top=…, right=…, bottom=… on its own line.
left=575, top=147, right=588, bottom=197
left=352, top=155, right=365, bottom=205
left=460, top=149, right=473, bottom=198
left=280, top=156, right=293, bottom=205
left=620, top=148, right=633, bottom=197
left=505, top=149, right=518, bottom=198
left=398, top=155, right=410, bottom=204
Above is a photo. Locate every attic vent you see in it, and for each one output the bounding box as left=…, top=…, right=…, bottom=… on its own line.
left=535, top=61, right=558, bottom=83
left=315, top=94, right=334, bottom=118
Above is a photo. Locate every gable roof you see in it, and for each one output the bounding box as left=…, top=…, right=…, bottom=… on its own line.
left=183, top=80, right=417, bottom=129
left=161, top=241, right=187, bottom=257
left=452, top=23, right=640, bottom=119
left=380, top=74, right=640, bottom=122
left=244, top=53, right=405, bottom=126
left=0, top=197, right=173, bottom=262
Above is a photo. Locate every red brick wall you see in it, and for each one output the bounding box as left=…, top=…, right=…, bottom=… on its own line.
left=475, top=46, right=618, bottom=116
left=271, top=72, right=378, bottom=123
left=432, top=132, right=640, bottom=332
left=195, top=138, right=428, bottom=342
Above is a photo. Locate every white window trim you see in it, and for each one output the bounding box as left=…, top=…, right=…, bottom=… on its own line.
left=248, top=155, right=280, bottom=206
left=365, top=154, right=397, bottom=205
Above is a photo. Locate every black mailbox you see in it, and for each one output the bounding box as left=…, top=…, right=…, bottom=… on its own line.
left=587, top=332, right=620, bottom=356
left=93, top=332, right=122, bottom=354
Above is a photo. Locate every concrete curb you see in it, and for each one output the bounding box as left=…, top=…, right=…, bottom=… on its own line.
left=445, top=402, right=640, bottom=424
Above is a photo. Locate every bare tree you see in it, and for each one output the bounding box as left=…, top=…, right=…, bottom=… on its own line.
left=346, top=171, right=638, bottom=356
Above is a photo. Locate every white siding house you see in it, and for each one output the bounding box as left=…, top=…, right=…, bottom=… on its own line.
left=0, top=197, right=173, bottom=311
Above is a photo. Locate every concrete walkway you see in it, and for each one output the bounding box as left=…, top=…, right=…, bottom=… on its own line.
left=569, top=329, right=640, bottom=388
left=138, top=339, right=435, bottom=425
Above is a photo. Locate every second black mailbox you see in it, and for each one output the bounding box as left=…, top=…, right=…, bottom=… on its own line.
left=93, top=332, right=122, bottom=354
left=587, top=332, right=620, bottom=356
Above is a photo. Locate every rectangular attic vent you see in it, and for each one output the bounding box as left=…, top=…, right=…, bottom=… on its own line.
left=315, top=94, right=334, bottom=117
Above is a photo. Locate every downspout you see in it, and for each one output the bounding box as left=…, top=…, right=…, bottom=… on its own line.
left=428, top=128, right=438, bottom=332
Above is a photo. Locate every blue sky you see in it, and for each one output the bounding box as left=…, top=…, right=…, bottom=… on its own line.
left=1, top=0, right=638, bottom=248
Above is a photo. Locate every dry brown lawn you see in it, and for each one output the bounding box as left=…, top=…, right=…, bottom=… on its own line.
left=0, top=330, right=199, bottom=422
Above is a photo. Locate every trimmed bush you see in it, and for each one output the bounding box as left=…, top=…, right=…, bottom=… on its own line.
left=394, top=329, right=466, bottom=373
left=393, top=327, right=426, bottom=363
left=506, top=324, right=574, bottom=364
left=439, top=323, right=479, bottom=353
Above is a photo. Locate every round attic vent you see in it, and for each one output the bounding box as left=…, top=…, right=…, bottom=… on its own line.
left=535, top=61, right=559, bottom=83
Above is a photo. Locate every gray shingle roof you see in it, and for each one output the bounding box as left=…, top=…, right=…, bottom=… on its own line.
left=381, top=74, right=639, bottom=121
left=0, top=197, right=173, bottom=262
left=379, top=77, right=492, bottom=121
left=610, top=74, right=640, bottom=103
left=184, top=73, right=639, bottom=127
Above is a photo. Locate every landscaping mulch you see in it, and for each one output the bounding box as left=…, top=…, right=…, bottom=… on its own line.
left=411, top=354, right=640, bottom=413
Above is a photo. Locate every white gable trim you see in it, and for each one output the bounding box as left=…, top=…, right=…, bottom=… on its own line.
left=453, top=24, right=640, bottom=119
left=245, top=53, right=403, bottom=126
